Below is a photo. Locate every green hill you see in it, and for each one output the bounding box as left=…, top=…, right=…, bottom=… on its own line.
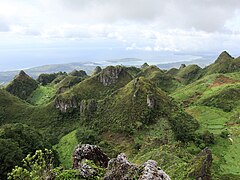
left=1, top=61, right=240, bottom=179
left=5, top=70, right=38, bottom=100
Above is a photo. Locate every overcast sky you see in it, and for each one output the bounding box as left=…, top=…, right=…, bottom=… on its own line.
left=1, top=0, right=240, bottom=70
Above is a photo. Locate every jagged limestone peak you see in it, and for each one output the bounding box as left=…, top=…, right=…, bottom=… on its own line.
left=215, top=51, right=233, bottom=63
left=141, top=62, right=150, bottom=69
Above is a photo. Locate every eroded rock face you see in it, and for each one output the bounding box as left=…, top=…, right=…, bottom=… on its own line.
left=139, top=160, right=171, bottom=180
left=147, top=94, right=155, bottom=108
left=104, top=154, right=171, bottom=180
left=55, top=97, right=78, bottom=113
left=79, top=99, right=97, bottom=114
left=190, top=147, right=212, bottom=180
left=103, top=153, right=139, bottom=180
left=98, top=66, right=124, bottom=86
left=78, top=161, right=97, bottom=178
left=73, top=144, right=109, bottom=169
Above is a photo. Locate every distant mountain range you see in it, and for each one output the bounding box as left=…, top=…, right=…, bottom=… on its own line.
left=0, top=58, right=211, bottom=85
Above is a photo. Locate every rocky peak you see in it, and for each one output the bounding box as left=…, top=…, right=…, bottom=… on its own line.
left=73, top=144, right=109, bottom=169
left=98, top=66, right=125, bottom=86
left=215, top=51, right=233, bottom=63
left=179, top=64, right=186, bottom=69
left=141, top=62, right=150, bottom=69
left=19, top=70, right=27, bottom=77
left=6, top=70, right=38, bottom=100
left=93, top=66, right=102, bottom=75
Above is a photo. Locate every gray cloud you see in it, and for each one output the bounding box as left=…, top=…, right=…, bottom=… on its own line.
left=56, top=0, right=240, bottom=32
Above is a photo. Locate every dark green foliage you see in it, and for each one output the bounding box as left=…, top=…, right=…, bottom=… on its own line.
left=69, top=69, right=88, bottom=77
left=92, top=66, right=102, bottom=75
left=56, top=75, right=83, bottom=93
left=8, top=149, right=55, bottom=180
left=0, top=139, right=23, bottom=179
left=0, top=123, right=50, bottom=179
left=6, top=70, right=38, bottom=100
left=201, top=87, right=240, bottom=112
left=76, top=127, right=100, bottom=145
left=37, top=72, right=67, bottom=85
left=169, top=110, right=199, bottom=142
left=220, top=130, right=230, bottom=138
left=194, top=131, right=215, bottom=149
left=176, top=64, right=202, bottom=84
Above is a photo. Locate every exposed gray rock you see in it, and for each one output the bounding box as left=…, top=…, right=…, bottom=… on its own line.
left=104, top=154, right=171, bottom=180
left=103, top=153, right=139, bottom=180
left=73, top=144, right=109, bottom=169
left=139, top=160, right=171, bottom=180
left=79, top=99, right=97, bottom=114
left=179, top=64, right=186, bottom=69
left=190, top=147, right=212, bottom=180
left=55, top=97, right=78, bottom=113
left=147, top=94, right=155, bottom=108
left=98, top=66, right=124, bottom=86
left=78, top=161, right=97, bottom=178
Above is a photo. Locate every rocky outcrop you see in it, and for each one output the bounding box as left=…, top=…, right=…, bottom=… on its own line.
left=73, top=144, right=109, bottom=169
left=79, top=99, right=97, bottom=114
left=147, top=94, right=155, bottom=108
left=190, top=147, right=212, bottom=180
left=98, top=66, right=124, bottom=86
left=179, top=64, right=186, bottom=69
left=104, top=153, right=171, bottom=180
left=55, top=97, right=78, bottom=113
left=78, top=161, right=98, bottom=178
left=103, top=153, right=139, bottom=180
left=139, top=160, right=171, bottom=180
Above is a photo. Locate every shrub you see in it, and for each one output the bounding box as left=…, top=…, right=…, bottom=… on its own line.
left=75, top=127, right=100, bottom=145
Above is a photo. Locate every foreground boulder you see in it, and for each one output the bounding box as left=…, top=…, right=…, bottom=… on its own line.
left=139, top=160, right=171, bottom=180
left=104, top=153, right=171, bottom=180
left=73, top=144, right=109, bottom=169
left=103, top=153, right=139, bottom=180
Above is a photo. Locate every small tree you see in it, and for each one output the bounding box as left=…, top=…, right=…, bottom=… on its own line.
left=8, top=149, right=54, bottom=180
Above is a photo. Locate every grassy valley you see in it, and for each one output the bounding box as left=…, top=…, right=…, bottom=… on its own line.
left=0, top=51, right=240, bottom=179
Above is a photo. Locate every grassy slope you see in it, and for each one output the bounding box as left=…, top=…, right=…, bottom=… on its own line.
left=53, top=129, right=78, bottom=169
left=28, top=85, right=56, bottom=105
left=172, top=72, right=240, bottom=178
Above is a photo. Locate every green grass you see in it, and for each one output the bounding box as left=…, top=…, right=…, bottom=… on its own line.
left=186, top=105, right=240, bottom=177
left=28, top=85, right=56, bottom=105
left=54, top=129, right=78, bottom=168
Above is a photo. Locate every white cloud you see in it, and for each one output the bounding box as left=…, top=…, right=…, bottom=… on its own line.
left=1, top=0, right=240, bottom=57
